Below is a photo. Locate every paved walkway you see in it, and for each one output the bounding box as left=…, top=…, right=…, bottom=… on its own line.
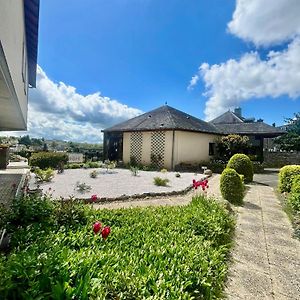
left=223, top=175, right=300, bottom=300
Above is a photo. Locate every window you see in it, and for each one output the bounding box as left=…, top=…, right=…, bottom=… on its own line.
left=209, top=143, right=215, bottom=156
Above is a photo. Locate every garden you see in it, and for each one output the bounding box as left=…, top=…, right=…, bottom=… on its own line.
left=0, top=192, right=234, bottom=299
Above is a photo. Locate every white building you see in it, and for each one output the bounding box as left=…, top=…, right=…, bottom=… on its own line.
left=0, top=0, right=40, bottom=130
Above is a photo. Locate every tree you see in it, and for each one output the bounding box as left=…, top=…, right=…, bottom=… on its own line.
left=19, top=135, right=31, bottom=146
left=216, top=134, right=250, bottom=160
left=275, top=112, right=300, bottom=151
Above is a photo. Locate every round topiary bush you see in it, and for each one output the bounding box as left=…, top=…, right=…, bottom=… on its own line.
left=220, top=168, right=244, bottom=205
left=227, top=153, right=253, bottom=183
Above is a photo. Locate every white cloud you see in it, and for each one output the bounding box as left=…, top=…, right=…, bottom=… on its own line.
left=187, top=74, right=200, bottom=90
left=5, top=66, right=142, bottom=143
left=199, top=39, right=300, bottom=120
left=228, top=0, right=300, bottom=46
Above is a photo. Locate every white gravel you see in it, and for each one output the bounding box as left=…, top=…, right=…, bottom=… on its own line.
left=32, top=168, right=205, bottom=199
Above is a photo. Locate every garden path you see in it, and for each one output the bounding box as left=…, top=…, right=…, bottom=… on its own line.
left=222, top=174, right=300, bottom=299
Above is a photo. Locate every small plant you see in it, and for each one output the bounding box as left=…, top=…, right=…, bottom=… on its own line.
left=104, top=160, right=116, bottom=172
left=227, top=153, right=253, bottom=183
left=75, top=181, right=92, bottom=193
left=34, top=167, right=54, bottom=182
left=175, top=172, right=181, bottom=178
left=220, top=168, right=244, bottom=205
left=130, top=166, right=139, bottom=176
left=160, top=168, right=168, bottom=173
left=90, top=170, right=99, bottom=178
left=153, top=176, right=170, bottom=186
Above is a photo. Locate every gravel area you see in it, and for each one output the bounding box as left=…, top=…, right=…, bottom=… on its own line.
left=31, top=168, right=205, bottom=199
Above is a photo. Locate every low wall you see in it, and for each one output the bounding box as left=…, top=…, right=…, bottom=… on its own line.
left=264, top=151, right=300, bottom=167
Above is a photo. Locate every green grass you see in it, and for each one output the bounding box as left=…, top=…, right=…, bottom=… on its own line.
left=0, top=195, right=234, bottom=299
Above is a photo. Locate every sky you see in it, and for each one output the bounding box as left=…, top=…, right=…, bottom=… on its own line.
left=7, top=0, right=300, bottom=142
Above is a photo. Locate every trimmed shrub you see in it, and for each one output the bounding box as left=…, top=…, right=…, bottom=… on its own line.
left=278, top=165, right=300, bottom=193
left=288, top=193, right=300, bottom=213
left=220, top=168, right=244, bottom=205
left=252, top=162, right=264, bottom=174
left=291, top=174, right=300, bottom=194
left=227, top=153, right=253, bottom=183
left=207, top=160, right=226, bottom=173
left=30, top=152, right=68, bottom=169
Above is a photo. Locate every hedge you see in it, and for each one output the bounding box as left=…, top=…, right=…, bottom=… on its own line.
left=227, top=154, right=253, bottom=183
left=278, top=165, right=300, bottom=193
left=220, top=168, right=244, bottom=205
left=29, top=152, right=68, bottom=169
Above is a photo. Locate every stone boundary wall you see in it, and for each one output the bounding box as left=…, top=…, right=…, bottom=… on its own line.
left=264, top=151, right=300, bottom=167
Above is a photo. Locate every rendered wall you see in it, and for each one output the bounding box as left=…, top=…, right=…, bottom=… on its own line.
left=0, top=0, right=28, bottom=128
left=173, top=131, right=216, bottom=166
left=123, top=130, right=217, bottom=169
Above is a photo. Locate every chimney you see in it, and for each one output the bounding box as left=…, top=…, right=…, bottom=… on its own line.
left=234, top=107, right=242, bottom=118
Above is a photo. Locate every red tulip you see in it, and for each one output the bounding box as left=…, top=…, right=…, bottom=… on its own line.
left=91, top=194, right=98, bottom=202
left=93, top=222, right=102, bottom=234
left=101, top=226, right=111, bottom=240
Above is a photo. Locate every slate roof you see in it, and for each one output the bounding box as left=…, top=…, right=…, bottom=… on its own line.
left=214, top=122, right=285, bottom=137
left=103, top=105, right=285, bottom=137
left=210, top=111, right=243, bottom=124
left=103, top=105, right=220, bottom=134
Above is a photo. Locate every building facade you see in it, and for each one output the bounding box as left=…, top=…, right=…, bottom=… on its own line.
left=0, top=0, right=40, bottom=130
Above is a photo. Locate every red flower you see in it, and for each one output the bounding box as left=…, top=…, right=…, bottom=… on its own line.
left=93, top=222, right=102, bottom=234
left=101, top=226, right=111, bottom=240
left=91, top=194, right=98, bottom=202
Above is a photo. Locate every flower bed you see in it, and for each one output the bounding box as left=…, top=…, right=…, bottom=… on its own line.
left=0, top=194, right=234, bottom=298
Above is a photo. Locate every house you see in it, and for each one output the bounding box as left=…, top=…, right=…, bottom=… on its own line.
left=103, top=105, right=284, bottom=169
left=210, top=108, right=284, bottom=160
left=0, top=0, right=40, bottom=130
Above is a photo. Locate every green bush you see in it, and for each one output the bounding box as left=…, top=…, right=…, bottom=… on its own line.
left=65, top=163, right=83, bottom=169
left=288, top=193, right=300, bottom=214
left=30, top=152, right=68, bottom=169
left=153, top=176, right=170, bottom=186
left=220, top=168, right=244, bottom=205
left=207, top=160, right=226, bottom=173
left=291, top=174, right=300, bottom=194
left=227, top=153, right=253, bottom=183
left=0, top=195, right=234, bottom=299
left=278, top=165, right=300, bottom=193
left=34, top=167, right=54, bottom=182
left=252, top=162, right=264, bottom=174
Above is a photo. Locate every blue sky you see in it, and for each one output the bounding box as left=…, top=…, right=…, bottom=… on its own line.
left=14, top=0, right=300, bottom=142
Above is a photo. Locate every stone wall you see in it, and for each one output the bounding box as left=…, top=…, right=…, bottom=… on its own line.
left=264, top=151, right=300, bottom=167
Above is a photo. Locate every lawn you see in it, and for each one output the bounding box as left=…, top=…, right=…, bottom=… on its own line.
left=0, top=194, right=234, bottom=299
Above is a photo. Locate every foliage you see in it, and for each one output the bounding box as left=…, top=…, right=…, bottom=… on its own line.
left=53, top=197, right=90, bottom=228
left=278, top=165, right=300, bottom=193
left=18, top=135, right=32, bottom=146
left=207, top=160, right=227, bottom=174
left=275, top=112, right=300, bottom=151
left=0, top=195, right=234, bottom=299
left=291, top=175, right=300, bottom=194
left=75, top=182, right=92, bottom=193
left=2, top=194, right=55, bottom=230
left=227, top=153, right=254, bottom=183
left=216, top=134, right=250, bottom=160
left=89, top=170, right=99, bottom=178
left=153, top=177, right=170, bottom=186
left=65, top=163, right=83, bottom=169
left=130, top=166, right=139, bottom=176
left=288, top=193, right=300, bottom=214
left=34, top=167, right=54, bottom=182
left=160, top=168, right=168, bottom=173
left=30, top=152, right=68, bottom=169
left=220, top=168, right=244, bottom=205
left=150, top=153, right=163, bottom=169
left=252, top=161, right=264, bottom=174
